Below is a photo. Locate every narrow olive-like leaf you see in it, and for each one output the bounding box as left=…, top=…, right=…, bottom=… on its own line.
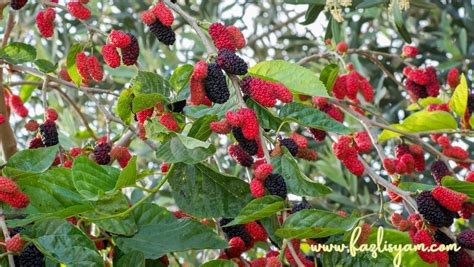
left=272, top=148, right=332, bottom=197
left=7, top=145, right=58, bottom=173
left=391, top=0, right=412, bottom=43
left=246, top=99, right=289, bottom=132
left=35, top=59, right=57, bottom=73
left=319, top=63, right=339, bottom=92
left=116, top=88, right=133, bottom=125
left=449, top=74, right=468, bottom=117
left=410, top=0, right=438, bottom=9
left=442, top=176, right=474, bottom=199
left=167, top=163, right=252, bottom=218
left=398, top=182, right=436, bottom=192
left=201, top=260, right=238, bottom=267
left=66, top=43, right=83, bottom=87
left=21, top=219, right=104, bottom=267
left=225, top=196, right=285, bottom=226
left=356, top=0, right=388, bottom=9
left=279, top=102, right=349, bottom=134
left=115, top=156, right=137, bottom=189
left=406, top=97, right=443, bottom=111
left=116, top=251, right=145, bottom=267
left=248, top=60, right=328, bottom=97
left=72, top=155, right=118, bottom=201
left=155, top=136, right=215, bottom=164
left=0, top=42, right=36, bottom=64
left=276, top=209, right=360, bottom=239
left=170, top=64, right=193, bottom=92
left=131, top=71, right=173, bottom=97
left=459, top=28, right=467, bottom=54
left=188, top=114, right=217, bottom=141
left=300, top=4, right=324, bottom=25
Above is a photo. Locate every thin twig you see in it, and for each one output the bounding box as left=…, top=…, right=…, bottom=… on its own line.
left=0, top=208, right=15, bottom=267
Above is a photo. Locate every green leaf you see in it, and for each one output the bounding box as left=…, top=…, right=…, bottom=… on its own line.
left=116, top=251, right=145, bottom=267
left=187, top=114, right=217, bottom=141
left=300, top=4, right=324, bottom=25
left=170, top=64, right=193, bottom=92
left=0, top=42, right=36, bottom=64
left=132, top=93, right=166, bottom=113
left=131, top=71, right=173, bottom=97
left=7, top=145, right=59, bottom=173
left=225, top=196, right=285, bottom=226
left=116, top=88, right=133, bottom=125
left=470, top=115, right=474, bottom=129
left=35, top=59, right=57, bottom=73
left=272, top=148, right=332, bottom=197
left=279, top=102, right=349, bottom=134
left=442, top=176, right=474, bottom=199
left=21, top=219, right=104, bottom=267
left=459, top=28, right=467, bottom=54
left=356, top=0, right=388, bottom=8
left=201, top=260, right=238, bottom=267
left=144, top=117, right=169, bottom=139
left=115, top=156, right=137, bottom=190
left=406, top=97, right=443, bottom=111
left=398, top=182, right=436, bottom=192
left=319, top=64, right=339, bottom=92
left=66, top=43, right=83, bottom=87
left=276, top=209, right=360, bottom=239
left=449, top=74, right=468, bottom=117
left=391, top=0, right=412, bottom=43
left=155, top=135, right=216, bottom=164
left=19, top=75, right=42, bottom=102
left=115, top=204, right=227, bottom=259
left=167, top=163, right=252, bottom=218
left=72, top=155, right=118, bottom=201
left=378, top=111, right=457, bottom=142
left=321, top=250, right=394, bottom=267
left=410, top=0, right=438, bottom=9
left=246, top=99, right=289, bottom=131
left=248, top=60, right=328, bottom=97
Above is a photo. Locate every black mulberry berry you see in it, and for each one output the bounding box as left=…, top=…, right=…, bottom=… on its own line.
left=216, top=48, right=248, bottom=75
left=431, top=160, right=451, bottom=184
left=93, top=142, right=111, bottom=165
left=149, top=20, right=175, bottom=46
left=39, top=120, right=59, bottom=147
left=280, top=138, right=298, bottom=156
left=228, top=144, right=253, bottom=167
left=121, top=33, right=139, bottom=66
left=309, top=128, right=326, bottom=141
left=457, top=230, right=474, bottom=250
left=467, top=94, right=474, bottom=115
left=219, top=218, right=252, bottom=246
left=265, top=173, right=287, bottom=199
left=240, top=76, right=253, bottom=95
left=416, top=191, right=453, bottom=227
left=232, top=127, right=258, bottom=156
left=204, top=63, right=230, bottom=104
left=10, top=0, right=28, bottom=10
left=14, top=244, right=45, bottom=267
left=291, top=200, right=311, bottom=213
left=167, top=100, right=186, bottom=113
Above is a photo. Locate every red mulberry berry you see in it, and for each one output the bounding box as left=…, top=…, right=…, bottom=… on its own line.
left=391, top=213, right=403, bottom=225
left=296, top=148, right=318, bottom=161
left=75, top=52, right=90, bottom=82
left=280, top=138, right=298, bottom=156
left=110, top=146, right=132, bottom=168
left=93, top=142, right=111, bottom=165
left=87, top=56, right=104, bottom=82
left=408, top=69, right=430, bottom=86
left=332, top=136, right=357, bottom=159
left=345, top=71, right=360, bottom=99
left=395, top=143, right=410, bottom=159
left=436, top=135, right=450, bottom=148
left=28, top=137, right=45, bottom=149
left=232, top=127, right=258, bottom=156
left=25, top=119, right=39, bottom=131
left=272, top=82, right=293, bottom=103
left=402, top=45, right=418, bottom=57
left=387, top=182, right=402, bottom=203
left=400, top=153, right=415, bottom=174
left=409, top=144, right=423, bottom=155
left=466, top=171, right=474, bottom=182
left=140, top=10, right=156, bottom=25
left=204, top=63, right=230, bottom=104
left=192, top=61, right=208, bottom=81
left=67, top=2, right=91, bottom=20
left=228, top=144, right=253, bottom=167
left=36, top=8, right=55, bottom=38
left=332, top=75, right=347, bottom=99
left=209, top=23, right=235, bottom=52
left=324, top=105, right=344, bottom=122
left=63, top=161, right=73, bottom=168
left=0, top=114, right=4, bottom=125
left=309, top=128, right=326, bottom=141
left=59, top=67, right=72, bottom=82
left=151, top=2, right=174, bottom=27
left=254, top=163, right=272, bottom=181
left=264, top=173, right=287, bottom=199
left=121, top=33, right=140, bottom=66
left=413, top=154, right=425, bottom=172
left=356, top=223, right=371, bottom=245
left=159, top=112, right=179, bottom=132
left=210, top=119, right=231, bottom=134
left=342, top=156, right=365, bottom=176
left=46, top=108, right=58, bottom=121
left=336, top=41, right=348, bottom=53
left=39, top=120, right=59, bottom=146
left=69, top=147, right=83, bottom=158
left=250, top=179, right=265, bottom=198
left=358, top=77, right=374, bottom=102
left=431, top=160, right=451, bottom=184
left=149, top=19, right=175, bottom=46
left=431, top=186, right=467, bottom=212
left=216, top=49, right=248, bottom=75
left=405, top=79, right=428, bottom=101
left=160, top=162, right=169, bottom=173
left=447, top=68, right=460, bottom=89
left=0, top=190, right=29, bottom=208
left=244, top=222, right=267, bottom=242
left=102, top=44, right=121, bottom=68
left=0, top=177, right=18, bottom=193
left=108, top=30, right=131, bottom=48
left=226, top=26, right=246, bottom=49
left=6, top=234, right=25, bottom=252
left=412, top=230, right=437, bottom=264
left=290, top=133, right=307, bottom=149
left=457, top=230, right=474, bottom=250
left=10, top=0, right=28, bottom=10
left=9, top=95, right=28, bottom=118
left=238, top=108, right=259, bottom=140
left=416, top=191, right=454, bottom=227
left=443, top=146, right=468, bottom=160
left=354, top=131, right=372, bottom=153
left=136, top=108, right=153, bottom=124
left=219, top=218, right=253, bottom=247
left=228, top=236, right=246, bottom=251
left=190, top=79, right=206, bottom=105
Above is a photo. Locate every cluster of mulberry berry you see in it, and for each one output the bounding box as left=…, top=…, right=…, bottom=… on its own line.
left=102, top=30, right=140, bottom=68
left=447, top=68, right=460, bottom=89
left=36, top=7, right=56, bottom=38
left=216, top=48, right=248, bottom=75
left=249, top=163, right=287, bottom=199
left=0, top=176, right=29, bottom=209
left=76, top=52, right=104, bottom=83
left=332, top=70, right=374, bottom=102
left=416, top=190, right=457, bottom=227
left=431, top=134, right=470, bottom=166
left=141, top=2, right=175, bottom=45
left=435, top=230, right=473, bottom=267
left=308, top=97, right=345, bottom=142
left=403, top=66, right=440, bottom=101
left=332, top=131, right=372, bottom=176
left=209, top=23, right=246, bottom=52
left=66, top=0, right=91, bottom=20
left=189, top=62, right=230, bottom=104
left=218, top=218, right=267, bottom=259
left=382, top=143, right=425, bottom=175
left=410, top=229, right=449, bottom=266
left=239, top=76, right=293, bottom=107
